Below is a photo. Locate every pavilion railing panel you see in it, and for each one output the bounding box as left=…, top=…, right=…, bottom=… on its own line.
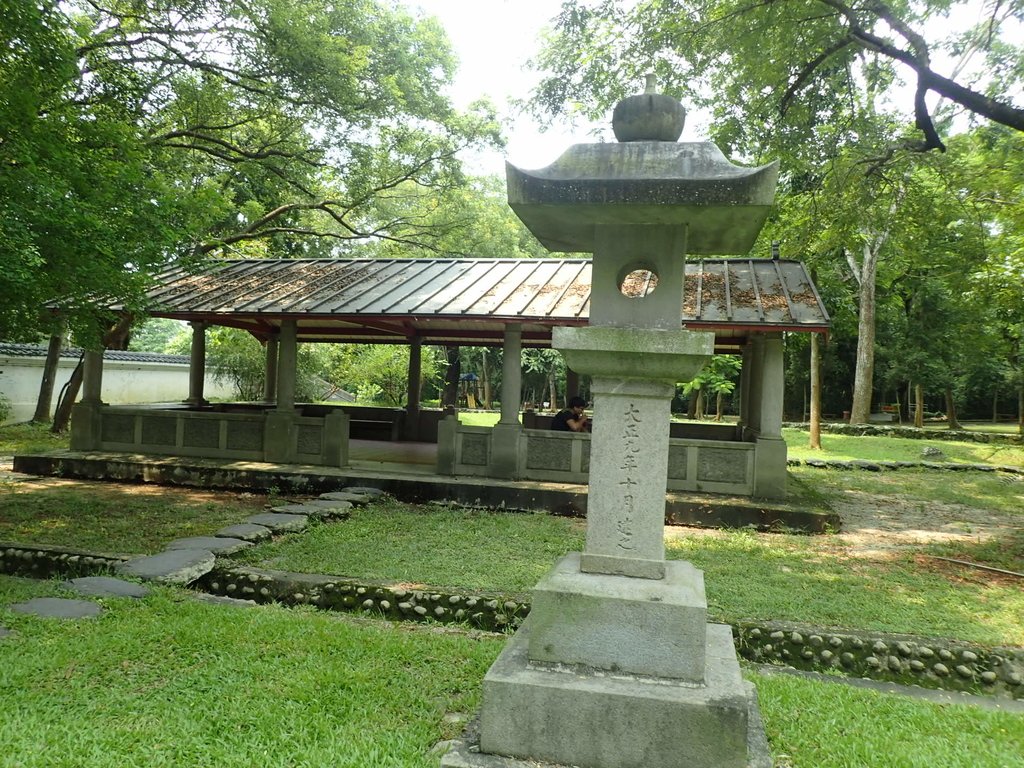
left=90, top=406, right=346, bottom=466
left=439, top=420, right=756, bottom=495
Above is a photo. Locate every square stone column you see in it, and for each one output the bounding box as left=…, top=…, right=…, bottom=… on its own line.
left=582, top=376, right=675, bottom=579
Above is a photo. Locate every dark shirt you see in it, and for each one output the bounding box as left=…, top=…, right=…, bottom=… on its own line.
left=551, top=409, right=577, bottom=432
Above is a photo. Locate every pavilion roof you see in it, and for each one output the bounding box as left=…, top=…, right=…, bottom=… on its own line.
left=142, top=257, right=829, bottom=352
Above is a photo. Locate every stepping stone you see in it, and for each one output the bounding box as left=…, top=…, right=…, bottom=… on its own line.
left=215, top=524, right=273, bottom=543
left=192, top=593, right=257, bottom=608
left=165, top=536, right=253, bottom=555
left=270, top=502, right=351, bottom=518
left=341, top=486, right=384, bottom=499
left=0, top=626, right=12, bottom=638
left=11, top=597, right=103, bottom=619
left=117, top=549, right=216, bottom=585
left=244, top=513, right=309, bottom=533
left=62, top=576, right=149, bottom=599
left=319, top=491, right=373, bottom=505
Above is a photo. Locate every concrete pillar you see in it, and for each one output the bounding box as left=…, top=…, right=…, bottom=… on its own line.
left=490, top=324, right=524, bottom=479
left=758, top=333, right=785, bottom=438
left=265, top=320, right=297, bottom=464
left=275, top=320, right=298, bottom=412
left=81, top=349, right=104, bottom=404
left=746, top=335, right=765, bottom=436
left=263, top=335, right=279, bottom=403
left=436, top=412, right=458, bottom=475
left=565, top=369, right=580, bottom=407
left=184, top=321, right=208, bottom=406
left=71, top=348, right=105, bottom=450
left=754, top=333, right=787, bottom=499
left=404, top=335, right=423, bottom=440
left=499, top=324, right=522, bottom=424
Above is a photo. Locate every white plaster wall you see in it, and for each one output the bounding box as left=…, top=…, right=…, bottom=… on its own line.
left=0, top=356, right=234, bottom=424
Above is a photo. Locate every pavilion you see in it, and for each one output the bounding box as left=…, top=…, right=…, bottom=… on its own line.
left=69, top=255, right=829, bottom=499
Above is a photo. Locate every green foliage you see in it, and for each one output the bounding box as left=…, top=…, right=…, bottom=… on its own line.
left=323, top=343, right=440, bottom=406
left=531, top=0, right=1024, bottom=155
left=0, top=0, right=501, bottom=342
left=183, top=328, right=328, bottom=402
left=358, top=175, right=549, bottom=259
left=128, top=318, right=189, bottom=354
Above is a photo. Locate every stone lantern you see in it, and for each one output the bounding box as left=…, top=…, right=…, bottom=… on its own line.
left=441, top=78, right=777, bottom=768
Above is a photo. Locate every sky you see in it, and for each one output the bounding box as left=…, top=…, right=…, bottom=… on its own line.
left=401, top=0, right=592, bottom=175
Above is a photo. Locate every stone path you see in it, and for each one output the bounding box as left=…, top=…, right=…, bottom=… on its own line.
left=2, top=487, right=381, bottom=624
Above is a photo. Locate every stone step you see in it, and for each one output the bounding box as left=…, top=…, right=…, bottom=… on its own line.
left=214, top=523, right=273, bottom=543
left=117, top=549, right=216, bottom=585
left=62, top=576, right=149, bottom=599
left=165, top=536, right=253, bottom=555
left=243, top=512, right=309, bottom=533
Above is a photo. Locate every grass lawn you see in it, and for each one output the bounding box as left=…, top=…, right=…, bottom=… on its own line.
left=792, top=466, right=1024, bottom=518
left=1, top=575, right=1021, bottom=768
left=0, top=576, right=495, bottom=768
left=0, top=422, right=70, bottom=455
left=236, top=495, right=1024, bottom=646
left=0, top=481, right=270, bottom=554
left=785, top=427, right=1024, bottom=467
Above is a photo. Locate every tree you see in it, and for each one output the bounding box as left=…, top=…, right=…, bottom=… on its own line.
left=325, top=344, right=440, bottom=407
left=680, top=355, right=741, bottom=421
left=358, top=175, right=550, bottom=259
left=530, top=1, right=1024, bottom=428
left=531, top=0, right=1024, bottom=155
left=949, top=126, right=1024, bottom=432
left=1, top=0, right=501, bottom=345
left=129, top=318, right=188, bottom=354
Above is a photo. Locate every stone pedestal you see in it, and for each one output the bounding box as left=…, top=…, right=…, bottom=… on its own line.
left=528, top=553, right=707, bottom=680
left=472, top=622, right=767, bottom=768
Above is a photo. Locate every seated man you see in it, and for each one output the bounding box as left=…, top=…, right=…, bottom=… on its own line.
left=551, top=396, right=589, bottom=432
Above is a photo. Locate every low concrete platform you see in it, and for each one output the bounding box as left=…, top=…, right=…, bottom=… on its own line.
left=12, top=450, right=838, bottom=532
left=442, top=621, right=772, bottom=768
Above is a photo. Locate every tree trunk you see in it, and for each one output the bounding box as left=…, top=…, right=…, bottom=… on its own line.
left=51, top=360, right=84, bottom=434
left=848, top=241, right=880, bottom=424
left=715, top=391, right=723, bottom=421
left=687, top=390, right=697, bottom=419
left=548, top=368, right=557, bottom=413
left=944, top=387, right=962, bottom=430
left=992, top=389, right=998, bottom=424
left=51, top=315, right=133, bottom=433
left=694, top=386, right=705, bottom=419
left=809, top=332, right=822, bottom=450
left=914, top=383, right=924, bottom=428
left=32, top=333, right=64, bottom=423
left=441, top=345, right=460, bottom=408
left=1018, top=380, right=1023, bottom=436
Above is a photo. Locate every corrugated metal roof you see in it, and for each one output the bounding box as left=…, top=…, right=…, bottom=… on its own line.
left=141, top=258, right=829, bottom=351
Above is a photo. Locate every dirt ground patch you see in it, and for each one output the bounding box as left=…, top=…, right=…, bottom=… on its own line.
left=829, top=490, right=1020, bottom=557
